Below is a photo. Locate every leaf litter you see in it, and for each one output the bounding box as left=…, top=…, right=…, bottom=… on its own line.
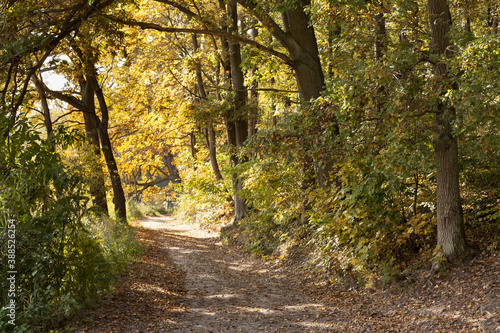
left=69, top=215, right=498, bottom=332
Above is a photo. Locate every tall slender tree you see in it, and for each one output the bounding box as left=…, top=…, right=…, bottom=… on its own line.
left=226, top=0, right=249, bottom=222
left=191, top=33, right=223, bottom=181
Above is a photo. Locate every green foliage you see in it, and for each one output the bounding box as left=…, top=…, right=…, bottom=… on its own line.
left=127, top=200, right=170, bottom=221
left=148, top=0, right=500, bottom=287
left=0, top=117, right=139, bottom=332
left=175, top=160, right=233, bottom=227
left=4, top=0, right=496, bottom=295
left=454, top=33, right=500, bottom=228
left=227, top=100, right=438, bottom=281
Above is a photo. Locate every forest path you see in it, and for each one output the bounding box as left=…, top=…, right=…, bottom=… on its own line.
left=151, top=215, right=331, bottom=332
left=70, top=215, right=498, bottom=333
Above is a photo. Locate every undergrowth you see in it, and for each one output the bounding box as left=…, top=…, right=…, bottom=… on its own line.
left=127, top=200, right=171, bottom=222
left=0, top=120, right=141, bottom=332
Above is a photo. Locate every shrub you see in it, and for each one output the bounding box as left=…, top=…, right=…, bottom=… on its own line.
left=0, top=119, right=139, bottom=332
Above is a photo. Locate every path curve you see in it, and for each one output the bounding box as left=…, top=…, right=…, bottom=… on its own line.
left=156, top=215, right=331, bottom=333
left=70, top=215, right=498, bottom=333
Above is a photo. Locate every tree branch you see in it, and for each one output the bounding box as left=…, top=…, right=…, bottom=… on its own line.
left=235, top=0, right=297, bottom=52
left=125, top=176, right=174, bottom=188
left=153, top=0, right=197, bottom=19
left=42, top=83, right=87, bottom=111
left=99, top=14, right=294, bottom=66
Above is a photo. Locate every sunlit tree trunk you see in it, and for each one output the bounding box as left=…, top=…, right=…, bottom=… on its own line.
left=31, top=73, right=53, bottom=135
left=162, top=153, right=181, bottom=184
left=428, top=0, right=469, bottom=262
left=204, top=127, right=223, bottom=181
left=192, top=33, right=223, bottom=181
left=188, top=130, right=197, bottom=170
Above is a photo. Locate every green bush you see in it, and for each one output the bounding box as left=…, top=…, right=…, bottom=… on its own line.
left=127, top=200, right=171, bottom=222
left=0, top=118, right=139, bottom=332
left=175, top=161, right=233, bottom=228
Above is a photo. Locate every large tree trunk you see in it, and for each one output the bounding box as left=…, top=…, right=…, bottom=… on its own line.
left=80, top=78, right=109, bottom=214
left=281, top=0, right=340, bottom=190
left=281, top=0, right=324, bottom=101
left=88, top=74, right=127, bottom=223
left=282, top=0, right=322, bottom=190
left=237, top=0, right=341, bottom=189
left=428, top=0, right=469, bottom=262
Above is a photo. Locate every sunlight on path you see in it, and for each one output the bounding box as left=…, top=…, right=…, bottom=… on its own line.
left=138, top=215, right=334, bottom=333
left=70, top=215, right=494, bottom=333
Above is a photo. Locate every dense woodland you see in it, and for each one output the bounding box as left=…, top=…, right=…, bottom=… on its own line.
left=0, top=0, right=499, bottom=330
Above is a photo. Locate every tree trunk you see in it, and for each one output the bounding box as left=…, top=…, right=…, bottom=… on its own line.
left=80, top=78, right=109, bottom=214
left=88, top=74, right=127, bottom=222
left=373, top=2, right=386, bottom=130
left=163, top=153, right=181, bottom=184
left=226, top=0, right=248, bottom=222
left=192, top=33, right=223, bottom=180
left=237, top=0, right=342, bottom=190
left=205, top=127, right=223, bottom=181
left=428, top=0, right=469, bottom=262
left=248, top=26, right=258, bottom=137
left=282, top=0, right=324, bottom=101
left=32, top=73, right=53, bottom=135
left=374, top=2, right=386, bottom=64
left=188, top=130, right=197, bottom=170
left=281, top=0, right=341, bottom=191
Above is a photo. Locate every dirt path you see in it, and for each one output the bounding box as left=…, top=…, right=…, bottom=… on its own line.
left=70, top=215, right=498, bottom=333
left=160, top=216, right=331, bottom=333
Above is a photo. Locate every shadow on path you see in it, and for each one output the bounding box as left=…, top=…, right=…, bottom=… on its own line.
left=69, top=215, right=491, bottom=333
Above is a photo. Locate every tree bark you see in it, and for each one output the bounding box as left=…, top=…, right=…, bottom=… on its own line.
left=80, top=78, right=109, bottom=214
left=191, top=33, right=223, bottom=180
left=281, top=1, right=343, bottom=191
left=205, top=127, right=223, bottom=181
left=188, top=130, right=197, bottom=170
left=248, top=26, right=258, bottom=137
left=374, top=2, right=386, bottom=64
left=31, top=73, right=53, bottom=135
left=227, top=0, right=248, bottom=222
left=281, top=0, right=324, bottom=101
left=428, top=0, right=469, bottom=262
left=88, top=74, right=127, bottom=223
left=163, top=153, right=181, bottom=184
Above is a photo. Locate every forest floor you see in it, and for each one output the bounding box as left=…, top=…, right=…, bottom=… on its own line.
left=68, top=215, right=499, bottom=332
